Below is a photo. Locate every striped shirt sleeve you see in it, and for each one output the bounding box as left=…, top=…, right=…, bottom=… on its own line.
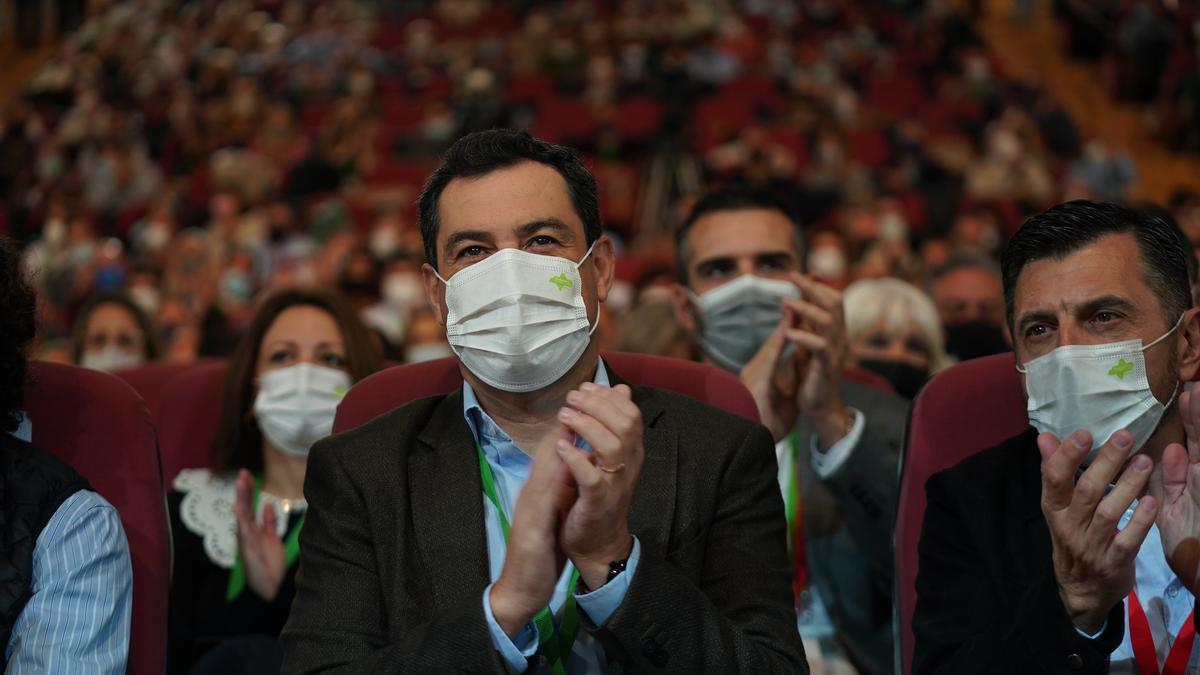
left=4, top=490, right=132, bottom=674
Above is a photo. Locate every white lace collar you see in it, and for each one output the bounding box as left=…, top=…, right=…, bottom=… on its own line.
left=174, top=468, right=307, bottom=569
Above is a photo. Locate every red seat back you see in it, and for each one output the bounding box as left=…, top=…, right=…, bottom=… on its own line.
left=895, top=352, right=1028, bottom=673
left=115, top=361, right=196, bottom=422
left=23, top=361, right=169, bottom=675
left=156, top=360, right=229, bottom=485
left=334, top=352, right=760, bottom=433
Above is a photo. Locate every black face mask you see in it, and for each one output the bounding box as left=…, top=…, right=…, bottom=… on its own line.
left=943, top=320, right=1009, bottom=362
left=858, top=359, right=929, bottom=400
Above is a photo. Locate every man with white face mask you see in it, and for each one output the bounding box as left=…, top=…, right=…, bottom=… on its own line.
left=280, top=130, right=808, bottom=674
left=670, top=187, right=908, bottom=675
left=914, top=200, right=1200, bottom=674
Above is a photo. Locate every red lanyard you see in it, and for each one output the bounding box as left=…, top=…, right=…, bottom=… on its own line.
left=1128, top=589, right=1196, bottom=675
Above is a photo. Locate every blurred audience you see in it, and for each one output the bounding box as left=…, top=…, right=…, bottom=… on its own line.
left=167, top=288, right=380, bottom=675
left=71, top=294, right=159, bottom=371
left=928, top=255, right=1009, bottom=362
left=844, top=277, right=952, bottom=399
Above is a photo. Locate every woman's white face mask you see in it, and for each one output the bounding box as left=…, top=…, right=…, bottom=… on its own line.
left=254, top=363, right=352, bottom=458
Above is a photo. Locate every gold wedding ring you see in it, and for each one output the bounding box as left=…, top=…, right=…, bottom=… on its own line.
left=598, top=463, right=627, bottom=474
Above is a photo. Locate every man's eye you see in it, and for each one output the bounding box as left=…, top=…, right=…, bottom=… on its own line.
left=528, top=236, right=555, bottom=248
left=1094, top=311, right=1119, bottom=323
left=459, top=246, right=485, bottom=259
left=701, top=264, right=733, bottom=279
left=1025, top=324, right=1049, bottom=338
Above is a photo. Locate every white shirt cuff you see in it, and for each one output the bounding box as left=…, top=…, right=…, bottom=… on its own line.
left=1075, top=619, right=1107, bottom=640
left=482, top=584, right=538, bottom=672
left=575, top=536, right=641, bottom=626
left=809, top=407, right=865, bottom=479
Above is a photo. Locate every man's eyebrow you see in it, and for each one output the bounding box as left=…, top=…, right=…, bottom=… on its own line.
left=515, top=218, right=575, bottom=240
left=442, top=229, right=495, bottom=255
left=693, top=255, right=735, bottom=271
left=1017, top=295, right=1140, bottom=332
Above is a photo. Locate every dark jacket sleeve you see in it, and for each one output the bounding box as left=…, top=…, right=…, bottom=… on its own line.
left=278, top=441, right=507, bottom=675
left=816, top=413, right=900, bottom=581
left=589, top=424, right=809, bottom=673
left=911, top=469, right=1124, bottom=675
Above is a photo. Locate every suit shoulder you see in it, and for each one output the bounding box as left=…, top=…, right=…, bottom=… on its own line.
left=927, top=429, right=1038, bottom=500
left=637, top=385, right=765, bottom=445
left=316, top=394, right=449, bottom=460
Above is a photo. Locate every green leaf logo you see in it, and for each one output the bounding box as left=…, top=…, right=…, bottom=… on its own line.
left=549, top=273, right=573, bottom=290
left=333, top=386, right=348, bottom=398
left=1108, top=359, right=1134, bottom=379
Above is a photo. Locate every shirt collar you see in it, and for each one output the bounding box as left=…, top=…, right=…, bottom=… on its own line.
left=462, top=357, right=611, bottom=448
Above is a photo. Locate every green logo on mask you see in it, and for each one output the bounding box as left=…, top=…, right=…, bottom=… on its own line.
left=1108, top=359, right=1134, bottom=379
left=549, top=273, right=573, bottom=290
left=333, top=386, right=348, bottom=398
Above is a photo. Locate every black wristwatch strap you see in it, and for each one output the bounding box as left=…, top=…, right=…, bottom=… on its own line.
left=606, top=558, right=628, bottom=584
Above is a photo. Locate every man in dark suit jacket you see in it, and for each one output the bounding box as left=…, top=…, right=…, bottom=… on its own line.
left=280, top=130, right=807, bottom=673
left=914, top=200, right=1200, bottom=674
left=669, top=187, right=905, bottom=674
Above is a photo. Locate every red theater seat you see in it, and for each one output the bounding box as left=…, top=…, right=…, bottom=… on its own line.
left=23, top=361, right=169, bottom=675
left=895, top=352, right=1028, bottom=673
left=334, top=352, right=760, bottom=433
left=156, top=360, right=229, bottom=486
left=115, top=361, right=195, bottom=422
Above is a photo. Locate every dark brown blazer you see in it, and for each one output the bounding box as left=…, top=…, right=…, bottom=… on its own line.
left=280, top=371, right=809, bottom=674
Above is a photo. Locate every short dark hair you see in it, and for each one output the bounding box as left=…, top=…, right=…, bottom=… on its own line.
left=0, top=235, right=36, bottom=433
left=417, top=129, right=602, bottom=268
left=70, top=294, right=161, bottom=363
left=674, top=186, right=804, bottom=284
left=1001, top=200, right=1192, bottom=330
left=210, top=288, right=383, bottom=474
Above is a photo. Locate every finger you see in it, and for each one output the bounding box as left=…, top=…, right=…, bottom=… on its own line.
left=567, top=387, right=640, bottom=441
left=556, top=441, right=604, bottom=494
left=781, top=297, right=834, bottom=332
left=1110, top=495, right=1158, bottom=565
left=790, top=273, right=842, bottom=310
left=782, top=328, right=830, bottom=356
left=1041, top=430, right=1092, bottom=512
left=579, top=382, right=640, bottom=419
left=261, top=501, right=279, bottom=539
left=1037, top=432, right=1062, bottom=463
left=558, top=407, right=623, bottom=460
left=234, top=470, right=255, bottom=526
left=1074, top=430, right=1135, bottom=511
left=1163, top=442, right=1189, bottom=503
left=1091, top=453, right=1153, bottom=536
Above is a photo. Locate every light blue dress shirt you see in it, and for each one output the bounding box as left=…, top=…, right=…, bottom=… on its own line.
left=4, top=489, right=133, bottom=674
left=468, top=359, right=641, bottom=674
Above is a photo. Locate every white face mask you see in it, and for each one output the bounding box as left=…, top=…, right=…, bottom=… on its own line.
left=253, top=363, right=352, bottom=458
left=406, top=342, right=454, bottom=363
left=435, top=242, right=599, bottom=393
left=81, top=347, right=145, bottom=372
left=689, top=274, right=799, bottom=371
left=382, top=274, right=425, bottom=309
left=1017, top=315, right=1185, bottom=462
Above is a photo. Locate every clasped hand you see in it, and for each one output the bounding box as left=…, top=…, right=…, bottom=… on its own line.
left=489, top=383, right=643, bottom=636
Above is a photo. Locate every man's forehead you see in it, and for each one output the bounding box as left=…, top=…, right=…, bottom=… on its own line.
left=688, top=208, right=796, bottom=259
left=438, top=161, right=583, bottom=236
left=1013, top=233, right=1151, bottom=313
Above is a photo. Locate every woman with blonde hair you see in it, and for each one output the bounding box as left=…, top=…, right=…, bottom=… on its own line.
left=843, top=277, right=953, bottom=399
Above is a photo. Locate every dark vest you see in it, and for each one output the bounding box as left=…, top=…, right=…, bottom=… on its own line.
left=0, top=433, right=90, bottom=653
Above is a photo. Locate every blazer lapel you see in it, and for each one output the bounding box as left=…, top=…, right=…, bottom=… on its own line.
left=614, top=371, right=678, bottom=556
left=410, top=390, right=492, bottom=609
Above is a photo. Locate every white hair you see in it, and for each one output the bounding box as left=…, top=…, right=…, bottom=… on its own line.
left=843, top=277, right=953, bottom=373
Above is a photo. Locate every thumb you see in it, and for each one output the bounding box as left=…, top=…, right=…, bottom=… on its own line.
left=742, top=320, right=788, bottom=380
left=1163, top=443, right=1190, bottom=501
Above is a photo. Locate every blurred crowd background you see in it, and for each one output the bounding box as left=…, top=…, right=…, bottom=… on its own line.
left=1, top=0, right=1200, bottom=378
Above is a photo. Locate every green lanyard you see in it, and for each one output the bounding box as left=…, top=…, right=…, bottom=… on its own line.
left=225, top=475, right=305, bottom=603
left=784, top=431, right=800, bottom=552
left=476, top=444, right=581, bottom=674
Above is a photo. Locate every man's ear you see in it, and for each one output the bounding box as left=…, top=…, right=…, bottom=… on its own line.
left=671, top=284, right=698, bottom=333
left=1178, top=307, right=1200, bottom=383
left=420, top=262, right=446, bottom=327
left=590, top=235, right=616, bottom=303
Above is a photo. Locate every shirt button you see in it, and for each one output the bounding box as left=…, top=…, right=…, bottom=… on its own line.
left=1066, top=653, right=1084, bottom=670
left=1168, top=585, right=1180, bottom=598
